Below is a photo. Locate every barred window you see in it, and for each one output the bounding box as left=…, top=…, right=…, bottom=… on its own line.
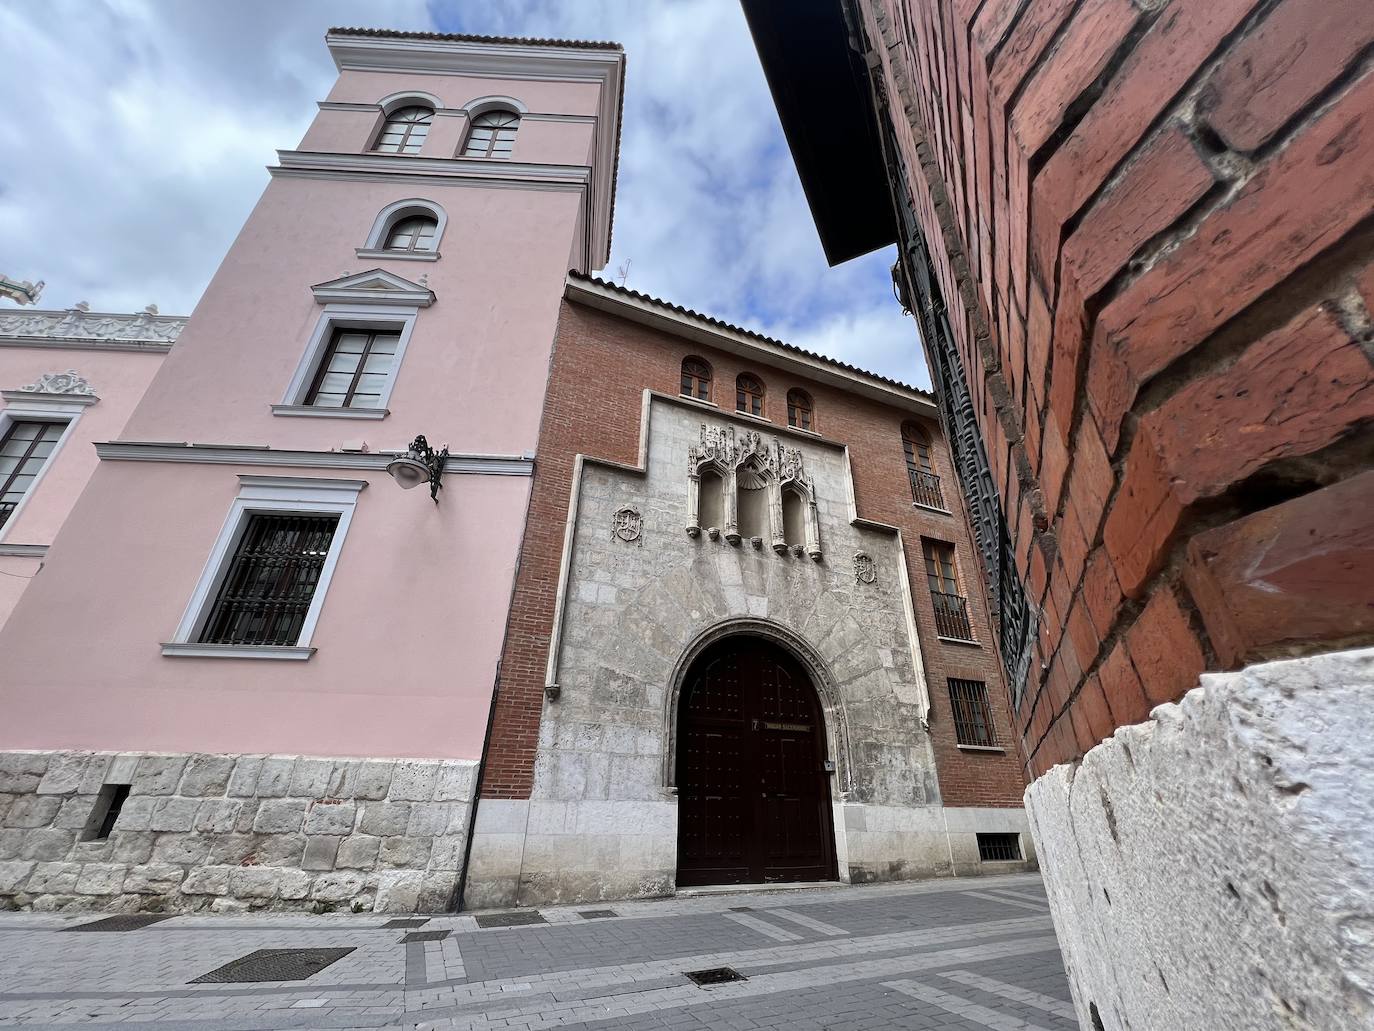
left=736, top=373, right=764, bottom=417
left=372, top=105, right=432, bottom=154
left=463, top=110, right=520, bottom=158
left=977, top=833, right=1023, bottom=862
left=0, top=420, right=65, bottom=529
left=924, top=539, right=975, bottom=641
left=198, top=514, right=340, bottom=647
left=681, top=357, right=712, bottom=400
left=948, top=678, right=995, bottom=747
left=786, top=389, right=813, bottom=431
left=304, top=328, right=401, bottom=409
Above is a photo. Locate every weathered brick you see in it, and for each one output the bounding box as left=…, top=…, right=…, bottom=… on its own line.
left=1125, top=587, right=1206, bottom=707
left=1098, top=641, right=1150, bottom=728
left=1102, top=423, right=1187, bottom=597
left=1082, top=550, right=1124, bottom=641
left=1199, top=0, right=1374, bottom=152
left=1183, top=471, right=1374, bottom=666
left=1088, top=70, right=1374, bottom=450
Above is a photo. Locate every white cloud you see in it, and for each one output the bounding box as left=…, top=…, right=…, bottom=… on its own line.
left=0, top=0, right=927, bottom=386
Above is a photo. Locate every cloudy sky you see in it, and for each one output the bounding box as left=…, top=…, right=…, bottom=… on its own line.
left=0, top=0, right=928, bottom=388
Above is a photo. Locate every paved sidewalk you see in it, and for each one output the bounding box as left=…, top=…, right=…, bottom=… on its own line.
left=0, top=872, right=1077, bottom=1030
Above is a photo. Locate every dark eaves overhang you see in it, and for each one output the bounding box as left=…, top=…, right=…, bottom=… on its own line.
left=740, top=0, right=897, bottom=266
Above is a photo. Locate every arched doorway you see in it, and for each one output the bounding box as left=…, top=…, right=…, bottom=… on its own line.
left=676, top=636, right=837, bottom=886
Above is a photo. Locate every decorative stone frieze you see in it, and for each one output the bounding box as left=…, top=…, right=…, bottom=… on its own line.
left=14, top=371, right=96, bottom=396
left=0, top=750, right=478, bottom=914
left=0, top=307, right=184, bottom=345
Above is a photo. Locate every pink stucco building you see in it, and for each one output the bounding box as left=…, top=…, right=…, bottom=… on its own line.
left=0, top=30, right=625, bottom=913
left=0, top=306, right=180, bottom=629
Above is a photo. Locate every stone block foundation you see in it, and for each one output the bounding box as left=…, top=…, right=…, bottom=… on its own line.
left=0, top=750, right=478, bottom=914
left=1025, top=648, right=1374, bottom=1030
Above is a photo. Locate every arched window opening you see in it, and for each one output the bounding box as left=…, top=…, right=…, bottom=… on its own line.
left=787, top=389, right=813, bottom=431
left=384, top=215, right=438, bottom=253
left=902, top=421, right=944, bottom=508
left=736, top=373, right=764, bottom=417
left=373, top=106, right=433, bottom=154
left=737, top=482, right=767, bottom=540
left=463, top=110, right=520, bottom=158
left=681, top=357, right=712, bottom=401
left=782, top=488, right=806, bottom=547
left=698, top=470, right=724, bottom=531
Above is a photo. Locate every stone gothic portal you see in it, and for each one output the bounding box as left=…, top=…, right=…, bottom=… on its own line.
left=676, top=637, right=837, bottom=887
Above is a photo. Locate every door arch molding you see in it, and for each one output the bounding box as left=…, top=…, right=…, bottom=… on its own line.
left=662, top=617, right=854, bottom=796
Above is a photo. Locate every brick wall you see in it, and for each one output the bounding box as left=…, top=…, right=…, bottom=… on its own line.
left=481, top=288, right=1027, bottom=808
left=861, top=0, right=1374, bottom=776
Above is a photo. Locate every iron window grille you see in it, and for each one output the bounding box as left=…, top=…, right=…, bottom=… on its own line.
left=786, top=389, right=814, bottom=430
left=384, top=215, right=438, bottom=253
left=198, top=514, right=340, bottom=647
left=681, top=357, right=712, bottom=400
left=0, top=420, right=65, bottom=529
left=736, top=373, right=764, bottom=416
left=304, top=328, right=400, bottom=409
left=923, top=540, right=975, bottom=641
left=948, top=679, right=996, bottom=747
left=373, top=106, right=432, bottom=154
left=977, top=832, right=1023, bottom=862
left=463, top=110, right=520, bottom=158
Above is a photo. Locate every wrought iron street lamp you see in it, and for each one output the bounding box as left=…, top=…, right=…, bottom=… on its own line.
left=386, top=434, right=448, bottom=503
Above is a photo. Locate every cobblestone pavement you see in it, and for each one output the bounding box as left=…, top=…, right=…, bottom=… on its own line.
left=0, top=872, right=1077, bottom=1030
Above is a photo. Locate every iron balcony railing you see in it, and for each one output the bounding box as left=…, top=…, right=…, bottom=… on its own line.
left=0, top=501, right=15, bottom=530
left=931, top=591, right=975, bottom=642
left=909, top=468, right=944, bottom=509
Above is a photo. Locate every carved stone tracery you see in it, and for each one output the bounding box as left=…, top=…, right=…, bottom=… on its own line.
left=16, top=370, right=96, bottom=396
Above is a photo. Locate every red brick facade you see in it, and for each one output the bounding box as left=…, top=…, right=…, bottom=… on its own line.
left=855, top=0, right=1374, bottom=776
left=481, top=282, right=1028, bottom=809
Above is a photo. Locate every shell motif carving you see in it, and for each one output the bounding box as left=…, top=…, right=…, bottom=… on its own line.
left=17, top=370, right=96, bottom=396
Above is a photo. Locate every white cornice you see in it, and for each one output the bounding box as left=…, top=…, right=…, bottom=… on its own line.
left=564, top=278, right=939, bottom=415
left=0, top=337, right=173, bottom=354
left=1, top=390, right=98, bottom=407
left=0, top=543, right=46, bottom=558
left=276, top=149, right=591, bottom=186
left=95, top=441, right=534, bottom=476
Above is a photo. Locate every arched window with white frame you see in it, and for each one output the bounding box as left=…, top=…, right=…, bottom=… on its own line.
left=372, top=105, right=433, bottom=154
left=463, top=109, right=520, bottom=158
left=359, top=200, right=448, bottom=260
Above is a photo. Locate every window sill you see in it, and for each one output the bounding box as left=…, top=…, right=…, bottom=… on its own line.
left=678, top=394, right=718, bottom=408
left=937, top=635, right=982, bottom=648
left=913, top=502, right=953, bottom=516
left=788, top=424, right=821, bottom=437
left=956, top=743, right=1006, bottom=754
left=161, top=643, right=315, bottom=661
left=355, top=248, right=440, bottom=262
left=271, top=405, right=389, bottom=420
left=732, top=410, right=772, bottom=425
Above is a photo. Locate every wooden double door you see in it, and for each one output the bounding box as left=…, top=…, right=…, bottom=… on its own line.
left=676, top=637, right=837, bottom=887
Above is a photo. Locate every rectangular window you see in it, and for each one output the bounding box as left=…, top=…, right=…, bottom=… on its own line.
left=304, top=328, right=400, bottom=409
left=82, top=784, right=131, bottom=842
left=0, top=420, right=65, bottom=529
left=948, top=678, right=996, bottom=747
left=198, top=513, right=340, bottom=647
left=923, top=539, right=974, bottom=641
left=977, top=832, right=1023, bottom=862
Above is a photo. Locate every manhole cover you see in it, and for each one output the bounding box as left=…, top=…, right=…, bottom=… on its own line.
left=401, top=930, right=450, bottom=943
left=685, top=967, right=747, bottom=986
left=578, top=910, right=618, bottom=920
left=474, top=911, right=546, bottom=928
left=64, top=915, right=175, bottom=932
left=190, top=948, right=355, bottom=984
left=383, top=918, right=430, bottom=929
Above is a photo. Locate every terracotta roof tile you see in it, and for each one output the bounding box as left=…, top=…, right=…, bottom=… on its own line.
left=327, top=27, right=623, bottom=51
left=568, top=272, right=933, bottom=401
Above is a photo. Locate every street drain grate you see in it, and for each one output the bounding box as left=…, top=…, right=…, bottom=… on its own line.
left=685, top=967, right=747, bottom=986
left=474, top=911, right=547, bottom=928
left=383, top=918, right=430, bottom=929
left=729, top=906, right=754, bottom=912
left=578, top=910, right=618, bottom=920
left=189, top=947, right=355, bottom=984
left=64, top=914, right=175, bottom=932
left=401, top=930, right=451, bottom=943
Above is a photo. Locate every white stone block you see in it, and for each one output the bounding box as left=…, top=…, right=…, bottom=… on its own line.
left=149, top=797, right=200, bottom=832
left=75, top=863, right=126, bottom=895
left=336, top=835, right=380, bottom=870
left=374, top=870, right=423, bottom=912
left=310, top=871, right=364, bottom=903
left=278, top=869, right=312, bottom=900
left=303, top=799, right=356, bottom=835
left=4, top=794, right=60, bottom=828
left=254, top=757, right=296, bottom=797
left=36, top=752, right=95, bottom=795
left=132, top=755, right=186, bottom=796
left=389, top=761, right=439, bottom=802
left=0, top=752, right=49, bottom=793
left=230, top=866, right=281, bottom=899
left=226, top=756, right=264, bottom=797
left=253, top=799, right=308, bottom=834
left=123, top=864, right=184, bottom=894
left=181, top=866, right=232, bottom=895
left=178, top=755, right=235, bottom=797
left=0, top=860, right=34, bottom=892
left=433, top=762, right=477, bottom=802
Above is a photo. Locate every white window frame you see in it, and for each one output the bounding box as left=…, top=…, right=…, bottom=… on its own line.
left=161, top=475, right=367, bottom=660
left=0, top=393, right=96, bottom=543
left=356, top=198, right=447, bottom=261
left=271, top=305, right=419, bottom=420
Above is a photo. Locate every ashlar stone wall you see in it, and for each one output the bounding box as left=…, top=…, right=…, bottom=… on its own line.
left=467, top=396, right=1031, bottom=908
left=1026, top=648, right=1374, bottom=1030
left=0, top=750, right=477, bottom=913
